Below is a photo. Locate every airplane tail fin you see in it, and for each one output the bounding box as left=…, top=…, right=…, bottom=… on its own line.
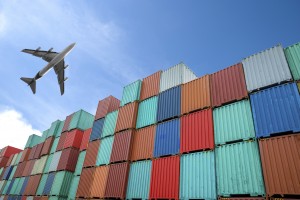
left=20, top=77, right=36, bottom=94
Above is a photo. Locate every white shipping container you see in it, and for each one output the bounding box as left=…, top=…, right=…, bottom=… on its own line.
left=48, top=151, right=62, bottom=172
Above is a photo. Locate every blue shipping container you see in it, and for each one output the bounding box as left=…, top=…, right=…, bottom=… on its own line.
left=20, top=177, right=29, bottom=195
left=154, top=119, right=180, bottom=157
left=2, top=166, right=12, bottom=180
left=43, top=172, right=56, bottom=195
left=250, top=83, right=300, bottom=138
left=90, top=118, right=105, bottom=141
left=157, top=86, right=181, bottom=122
left=6, top=179, right=14, bottom=195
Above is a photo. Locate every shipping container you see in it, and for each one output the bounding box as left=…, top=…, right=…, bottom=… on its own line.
left=126, top=160, right=152, bottom=200
left=95, top=95, right=120, bottom=120
left=19, top=149, right=31, bottom=163
left=33, top=143, right=43, bottom=159
left=2, top=167, right=12, bottom=180
left=63, top=129, right=84, bottom=149
left=157, top=86, right=181, bottom=122
left=298, top=82, right=300, bottom=92
left=8, top=167, right=16, bottom=181
left=136, top=96, right=158, bottom=129
left=90, top=166, right=109, bottom=198
left=101, top=110, right=118, bottom=138
left=181, top=109, right=214, bottom=153
left=211, top=63, right=248, bottom=107
left=68, top=176, right=80, bottom=200
left=140, top=71, right=161, bottom=100
left=216, top=140, right=265, bottom=196
left=110, top=130, right=133, bottom=163
left=14, top=153, right=22, bottom=166
left=150, top=156, right=180, bottom=199
left=96, top=136, right=114, bottom=166
left=2, top=180, right=11, bottom=195
left=56, top=133, right=67, bottom=152
left=89, top=118, right=105, bottom=141
left=218, top=198, right=265, bottom=200
left=0, top=147, right=21, bottom=160
left=48, top=120, right=62, bottom=138
left=40, top=137, right=54, bottom=156
left=13, top=162, right=25, bottom=178
left=154, top=119, right=180, bottom=157
left=62, top=114, right=73, bottom=133
left=115, top=102, right=138, bottom=132
left=105, top=162, right=130, bottom=199
left=24, top=175, right=41, bottom=195
left=36, top=174, right=47, bottom=196
left=74, top=151, right=86, bottom=176
left=27, top=146, right=37, bottom=161
left=76, top=168, right=95, bottom=198
left=250, top=83, right=300, bottom=138
left=43, top=172, right=55, bottom=195
left=57, top=148, right=79, bottom=172
left=10, top=155, right=18, bottom=167
left=50, top=138, right=59, bottom=154
left=55, top=120, right=65, bottom=138
left=284, top=42, right=300, bottom=80
left=259, top=134, right=300, bottom=196
left=5, top=156, right=13, bottom=168
left=131, top=125, right=155, bottom=161
left=79, top=129, right=91, bottom=151
left=50, top=171, right=73, bottom=197
left=160, top=62, right=197, bottom=92
left=35, top=155, right=47, bottom=174
left=83, top=140, right=100, bottom=168
left=48, top=151, right=62, bottom=172
left=10, top=177, right=19, bottom=195
left=22, top=160, right=35, bottom=177
left=213, top=100, right=255, bottom=144
left=180, top=151, right=216, bottom=200
left=24, top=135, right=41, bottom=149
left=242, top=45, right=292, bottom=92
left=43, top=154, right=53, bottom=173
left=0, top=158, right=8, bottom=169
left=68, top=110, right=94, bottom=131
left=14, top=177, right=25, bottom=196
left=120, top=80, right=141, bottom=106
left=181, top=75, right=211, bottom=114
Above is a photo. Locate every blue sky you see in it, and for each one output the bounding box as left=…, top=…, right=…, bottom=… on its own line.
left=0, top=0, right=300, bottom=149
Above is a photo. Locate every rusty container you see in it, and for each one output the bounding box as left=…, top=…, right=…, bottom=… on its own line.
left=57, top=148, right=80, bottom=172
left=140, top=71, right=161, bottom=100
left=95, top=95, right=120, bottom=120
left=76, top=167, right=95, bottom=198
left=56, top=132, right=67, bottom=151
left=90, top=165, right=110, bottom=198
left=181, top=75, right=211, bottom=115
left=110, top=130, right=133, bottom=163
left=211, top=63, right=248, bottom=107
left=115, top=102, right=138, bottom=133
left=40, top=137, right=54, bottom=156
left=63, top=129, right=84, bottom=149
left=80, top=128, right=92, bottom=151
left=83, top=140, right=100, bottom=168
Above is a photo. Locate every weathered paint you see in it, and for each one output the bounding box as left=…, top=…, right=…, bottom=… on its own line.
left=68, top=176, right=80, bottom=200
left=140, top=71, right=161, bottom=100
left=68, top=110, right=94, bottom=131
left=50, top=171, right=73, bottom=197
left=96, top=136, right=114, bottom=166
left=95, top=95, right=120, bottom=120
left=136, top=96, right=158, bottom=129
left=74, top=151, right=86, bottom=176
left=120, top=80, right=141, bottom=106
left=101, top=110, right=118, bottom=138
left=89, top=118, right=105, bottom=141
left=284, top=42, right=300, bottom=80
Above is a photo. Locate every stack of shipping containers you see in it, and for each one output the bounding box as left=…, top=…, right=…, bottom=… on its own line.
left=1, top=41, right=300, bottom=200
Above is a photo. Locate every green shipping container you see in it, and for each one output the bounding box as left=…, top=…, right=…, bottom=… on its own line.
left=102, top=110, right=118, bottom=138
left=42, top=129, right=49, bottom=141
left=15, top=177, right=25, bottom=195
left=56, top=120, right=65, bottom=138
left=2, top=180, right=11, bottom=194
left=136, top=96, right=158, bottom=129
left=15, top=152, right=23, bottom=165
left=126, top=160, right=152, bottom=200
left=213, top=100, right=255, bottom=145
left=48, top=120, right=63, bottom=137
left=10, top=178, right=19, bottom=195
left=36, top=174, right=48, bottom=195
left=50, top=137, right=60, bottom=154
left=44, top=154, right=53, bottom=173
left=25, top=134, right=42, bottom=148
left=216, top=140, right=265, bottom=196
left=50, top=171, right=73, bottom=197
left=68, top=176, right=80, bottom=200
left=285, top=42, right=300, bottom=80
left=10, top=154, right=18, bottom=166
left=96, top=136, right=114, bottom=166
left=74, top=151, right=86, bottom=176
left=68, top=110, right=94, bottom=131
left=121, top=80, right=142, bottom=106
left=49, top=197, right=67, bottom=200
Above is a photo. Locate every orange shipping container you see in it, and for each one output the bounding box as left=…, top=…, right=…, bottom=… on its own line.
left=115, top=102, right=138, bottom=133
left=76, top=167, right=96, bottom=198
left=181, top=75, right=211, bottom=115
left=83, top=140, right=100, bottom=167
left=140, top=71, right=161, bottom=100
left=19, top=148, right=31, bottom=163
left=80, top=128, right=92, bottom=151
left=90, top=165, right=110, bottom=198
left=95, top=95, right=120, bottom=120
left=110, top=130, right=133, bottom=163
left=131, top=125, right=155, bottom=161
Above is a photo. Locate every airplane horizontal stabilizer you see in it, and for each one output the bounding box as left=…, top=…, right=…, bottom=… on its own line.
left=20, top=77, right=36, bottom=94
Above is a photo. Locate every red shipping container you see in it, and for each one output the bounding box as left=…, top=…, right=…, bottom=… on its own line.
left=41, top=137, right=54, bottom=156
left=150, top=156, right=180, bottom=199
left=180, top=109, right=214, bottom=153
left=56, top=132, right=67, bottom=151
left=105, top=162, right=130, bottom=199
left=24, top=174, right=41, bottom=195
left=83, top=140, right=100, bottom=167
left=110, top=130, right=133, bottom=163
left=80, top=128, right=92, bottom=151
left=95, top=95, right=120, bottom=120
left=0, top=157, right=8, bottom=168
left=62, top=114, right=73, bottom=133
left=115, top=102, right=138, bottom=133
left=0, top=146, right=22, bottom=158
left=57, top=148, right=80, bottom=172
left=22, top=159, right=35, bottom=177
left=63, top=129, right=84, bottom=149
left=28, top=145, right=37, bottom=160
left=211, top=63, right=248, bottom=107
left=140, top=71, right=161, bottom=100
left=33, top=142, right=44, bottom=159
left=19, top=148, right=31, bottom=163
left=76, top=167, right=95, bottom=198
left=14, top=162, right=26, bottom=178
left=5, top=154, right=14, bottom=167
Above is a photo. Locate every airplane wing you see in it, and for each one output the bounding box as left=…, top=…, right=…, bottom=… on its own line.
left=22, top=48, right=58, bottom=63
left=53, top=60, right=66, bottom=95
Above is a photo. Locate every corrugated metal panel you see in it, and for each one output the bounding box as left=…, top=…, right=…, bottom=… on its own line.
left=157, top=86, right=181, bottom=122
left=213, top=100, right=255, bottom=144
left=68, top=176, right=80, bottom=200
left=14, top=152, right=22, bottom=165
left=50, top=171, right=73, bottom=197
left=14, top=177, right=25, bottom=195
left=102, top=111, right=118, bottom=138
left=136, top=96, right=158, bottom=129
left=121, top=80, right=142, bottom=106
left=242, top=45, right=292, bottom=92
left=30, top=158, right=39, bottom=175
left=180, top=151, right=216, bottom=199
left=40, top=137, right=54, bottom=156
left=80, top=128, right=91, bottom=151
left=3, top=180, right=11, bottom=195
left=50, top=137, right=59, bottom=154
left=150, top=156, right=180, bottom=199
left=69, top=110, right=94, bottom=131
left=219, top=198, right=265, bottom=200
left=110, top=130, right=133, bottom=163
left=83, top=140, right=100, bottom=167
left=131, top=126, right=155, bottom=161
left=2, top=167, right=12, bottom=180
left=48, top=120, right=61, bottom=138
left=33, top=143, right=43, bottom=159
left=10, top=155, right=17, bottom=166
left=55, top=120, right=65, bottom=138
left=57, top=148, right=79, bottom=172
left=89, top=118, right=105, bottom=141
left=96, top=136, right=114, bottom=166
left=115, top=102, right=138, bottom=132
left=0, top=147, right=21, bottom=158
left=154, top=119, right=180, bottom=157
left=298, top=82, right=300, bottom=92
left=62, top=114, right=73, bottom=133
left=211, top=63, right=248, bottom=107
left=126, top=160, right=151, bottom=200
left=24, top=175, right=41, bottom=195
left=215, top=140, right=265, bottom=196
left=13, top=162, right=25, bottom=178
left=36, top=155, right=47, bottom=174
left=180, top=109, right=214, bottom=153
left=36, top=174, right=48, bottom=196
left=48, top=151, right=62, bottom=172
left=22, top=160, right=35, bottom=177
left=181, top=75, right=211, bottom=114
left=0, top=158, right=8, bottom=169
left=76, top=168, right=95, bottom=197
left=5, top=155, right=13, bottom=167
left=140, top=71, right=161, bottom=100
left=64, top=129, right=84, bottom=149
left=10, top=177, right=19, bottom=195
left=74, top=151, right=86, bottom=176
left=95, top=95, right=120, bottom=120
left=160, top=62, right=197, bottom=92
left=43, top=172, right=56, bottom=195
left=5, top=179, right=13, bottom=195
left=43, top=154, right=53, bottom=173
left=24, top=135, right=41, bottom=149
left=56, top=132, right=67, bottom=151
left=285, top=42, right=300, bottom=80
left=28, top=146, right=37, bottom=160
left=250, top=83, right=300, bottom=138
left=104, top=162, right=130, bottom=199
left=90, top=166, right=109, bottom=198
left=19, top=148, right=31, bottom=163
left=259, top=134, right=300, bottom=196
left=8, top=167, right=16, bottom=180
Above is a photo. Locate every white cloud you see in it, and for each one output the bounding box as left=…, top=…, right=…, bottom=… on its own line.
left=0, top=108, right=41, bottom=149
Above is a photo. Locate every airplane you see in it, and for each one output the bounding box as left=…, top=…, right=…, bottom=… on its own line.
left=20, top=42, right=76, bottom=95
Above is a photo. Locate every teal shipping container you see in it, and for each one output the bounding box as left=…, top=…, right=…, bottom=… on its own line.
left=44, top=154, right=53, bottom=173
left=136, top=96, right=158, bottom=129
left=216, top=140, right=265, bottom=196
left=42, top=129, right=49, bottom=141
left=48, top=120, right=62, bottom=137
left=96, top=136, right=114, bottom=166
left=213, top=100, right=256, bottom=144
left=102, top=110, right=118, bottom=138
left=180, top=151, right=216, bottom=200
left=14, top=152, right=23, bottom=165
left=121, top=80, right=142, bottom=106
left=14, top=177, right=25, bottom=195
left=49, top=197, right=67, bottom=200
left=50, top=171, right=73, bottom=197
left=285, top=42, right=300, bottom=80
left=2, top=180, right=10, bottom=194
left=74, top=151, right=86, bottom=176
left=50, top=137, right=59, bottom=154
left=126, top=160, right=152, bottom=200
left=10, top=178, right=19, bottom=195
left=68, top=176, right=80, bottom=200
left=68, top=110, right=94, bottom=131
left=25, top=134, right=42, bottom=148
left=36, top=174, right=48, bottom=195
left=56, top=120, right=65, bottom=138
